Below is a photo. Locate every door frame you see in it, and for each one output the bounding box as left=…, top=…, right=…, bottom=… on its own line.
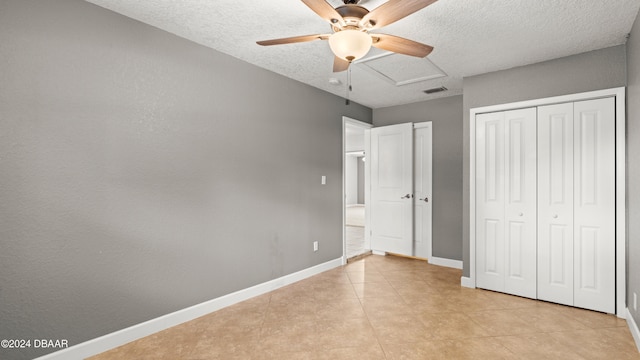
left=466, top=87, right=626, bottom=318
left=342, top=116, right=373, bottom=264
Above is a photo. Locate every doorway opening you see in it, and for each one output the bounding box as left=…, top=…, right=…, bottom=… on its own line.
left=343, top=117, right=372, bottom=262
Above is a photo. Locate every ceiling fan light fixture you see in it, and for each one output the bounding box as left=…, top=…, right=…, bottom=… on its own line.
left=328, top=29, right=372, bottom=62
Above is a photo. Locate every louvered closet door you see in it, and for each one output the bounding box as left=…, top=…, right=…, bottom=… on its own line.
left=537, top=103, right=574, bottom=307
left=503, top=108, right=537, bottom=298
left=476, top=108, right=537, bottom=296
left=573, top=98, right=615, bottom=314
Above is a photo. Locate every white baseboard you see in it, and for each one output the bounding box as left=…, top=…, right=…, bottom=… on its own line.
left=460, top=276, right=475, bottom=288
left=429, top=256, right=463, bottom=269
left=627, top=308, right=640, bottom=352
left=372, top=250, right=386, bottom=256
left=35, top=258, right=343, bottom=360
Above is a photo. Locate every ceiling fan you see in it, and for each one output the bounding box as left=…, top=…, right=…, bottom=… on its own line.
left=257, top=0, right=437, bottom=72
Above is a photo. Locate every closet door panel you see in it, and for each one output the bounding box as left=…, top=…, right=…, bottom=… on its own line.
left=413, top=124, right=433, bottom=259
left=573, top=97, right=615, bottom=313
left=537, top=103, right=574, bottom=306
left=504, top=108, right=537, bottom=298
left=476, top=112, right=505, bottom=292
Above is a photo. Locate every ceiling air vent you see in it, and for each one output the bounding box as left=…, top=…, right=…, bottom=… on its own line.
left=423, top=86, right=448, bottom=94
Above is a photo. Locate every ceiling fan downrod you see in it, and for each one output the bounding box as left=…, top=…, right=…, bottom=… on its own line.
left=343, top=0, right=360, bottom=4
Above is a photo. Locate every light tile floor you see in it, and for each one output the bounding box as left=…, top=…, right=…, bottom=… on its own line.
left=89, top=255, right=640, bottom=360
left=345, top=225, right=366, bottom=259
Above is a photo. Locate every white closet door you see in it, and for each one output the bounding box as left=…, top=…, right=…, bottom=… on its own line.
left=503, top=108, right=537, bottom=298
left=413, top=123, right=433, bottom=259
left=476, top=112, right=506, bottom=292
left=537, top=103, right=574, bottom=307
left=370, top=123, right=414, bottom=256
left=573, top=98, right=615, bottom=313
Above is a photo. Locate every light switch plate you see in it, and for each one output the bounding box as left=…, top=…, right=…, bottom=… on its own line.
left=321, top=176, right=326, bottom=185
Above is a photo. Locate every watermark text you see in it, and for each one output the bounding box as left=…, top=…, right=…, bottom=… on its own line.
left=1, top=339, right=68, bottom=349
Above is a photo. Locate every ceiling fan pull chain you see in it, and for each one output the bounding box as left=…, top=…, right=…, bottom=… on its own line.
left=346, top=66, right=352, bottom=105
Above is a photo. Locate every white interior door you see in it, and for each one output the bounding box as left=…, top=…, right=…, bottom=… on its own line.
left=573, top=98, right=615, bottom=313
left=537, top=103, right=574, bottom=307
left=370, top=123, right=414, bottom=256
left=503, top=108, right=537, bottom=298
left=476, top=112, right=506, bottom=292
left=414, top=123, right=433, bottom=259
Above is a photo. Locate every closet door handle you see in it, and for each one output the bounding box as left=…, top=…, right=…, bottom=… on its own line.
left=518, top=212, right=523, bottom=216
left=419, top=197, right=429, bottom=203
left=553, top=214, right=558, bottom=219
left=401, top=194, right=412, bottom=199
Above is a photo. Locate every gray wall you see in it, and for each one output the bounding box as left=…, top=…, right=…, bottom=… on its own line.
left=461, top=45, right=627, bottom=277
left=0, top=1, right=371, bottom=359
left=627, top=9, right=640, bottom=330
left=373, top=95, right=463, bottom=260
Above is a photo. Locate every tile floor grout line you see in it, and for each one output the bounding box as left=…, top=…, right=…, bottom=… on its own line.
left=347, top=263, right=394, bottom=360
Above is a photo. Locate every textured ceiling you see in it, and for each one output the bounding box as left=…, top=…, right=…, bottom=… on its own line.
left=85, top=0, right=640, bottom=109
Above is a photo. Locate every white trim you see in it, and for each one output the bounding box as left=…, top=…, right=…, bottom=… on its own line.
left=342, top=116, right=373, bottom=263
left=461, top=276, right=475, bottom=288
left=413, top=122, right=432, bottom=129
left=615, top=91, right=627, bottom=318
left=469, top=101, right=477, bottom=289
left=372, top=250, right=386, bottom=256
left=364, top=128, right=372, bottom=255
left=346, top=151, right=365, bottom=157
left=429, top=256, right=463, bottom=269
left=468, top=87, right=626, bottom=317
left=34, top=258, right=343, bottom=360
left=471, top=87, right=625, bottom=115
left=627, top=308, right=640, bottom=352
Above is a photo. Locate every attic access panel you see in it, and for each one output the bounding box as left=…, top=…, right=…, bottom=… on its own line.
left=355, top=52, right=446, bottom=86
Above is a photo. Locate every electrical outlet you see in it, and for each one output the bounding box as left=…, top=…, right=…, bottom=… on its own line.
left=313, top=241, right=318, bottom=252
left=634, top=292, right=637, bottom=311
left=321, top=176, right=326, bottom=185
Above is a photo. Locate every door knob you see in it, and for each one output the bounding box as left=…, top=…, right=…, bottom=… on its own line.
left=519, top=212, right=523, bottom=216
left=553, top=214, right=558, bottom=219
left=419, top=197, right=429, bottom=203
left=401, top=194, right=412, bottom=199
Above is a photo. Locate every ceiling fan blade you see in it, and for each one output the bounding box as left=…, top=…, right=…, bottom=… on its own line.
left=361, top=0, right=437, bottom=29
left=301, top=0, right=345, bottom=26
left=372, top=34, right=433, bottom=57
left=256, top=34, right=329, bottom=46
left=333, top=56, right=350, bottom=72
